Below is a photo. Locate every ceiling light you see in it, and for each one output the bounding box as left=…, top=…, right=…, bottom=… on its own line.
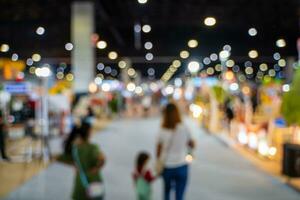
left=11, top=53, right=18, bottom=61
left=180, top=50, right=189, bottom=59
left=145, top=53, right=154, bottom=61
left=142, top=24, right=151, bottom=33
left=65, top=43, right=73, bottom=51
left=138, top=0, right=148, bottom=4
left=248, top=50, right=258, bottom=59
left=32, top=53, right=41, bottom=62
left=248, top=28, right=257, bottom=36
left=276, top=39, right=286, bottom=48
left=188, top=39, right=198, bottom=48
left=97, top=41, right=107, bottom=49
left=219, top=50, right=230, bottom=61
left=1, top=44, right=9, bottom=52
left=36, top=26, right=45, bottom=35
left=118, top=60, right=127, bottom=69
left=144, top=42, right=153, bottom=50
left=108, top=51, right=118, bottom=60
left=204, top=17, right=216, bottom=26
left=188, top=61, right=200, bottom=73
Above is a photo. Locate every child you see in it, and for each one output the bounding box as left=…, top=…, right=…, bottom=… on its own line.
left=133, top=152, right=156, bottom=200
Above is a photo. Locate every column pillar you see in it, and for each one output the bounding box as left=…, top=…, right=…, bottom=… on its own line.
left=71, top=1, right=95, bottom=93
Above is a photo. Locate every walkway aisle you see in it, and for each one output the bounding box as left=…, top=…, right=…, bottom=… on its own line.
left=4, top=117, right=300, bottom=200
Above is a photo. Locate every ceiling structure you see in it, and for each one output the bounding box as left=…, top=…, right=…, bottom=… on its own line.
left=0, top=0, right=299, bottom=79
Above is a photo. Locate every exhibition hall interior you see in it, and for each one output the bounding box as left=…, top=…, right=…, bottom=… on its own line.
left=0, top=0, right=300, bottom=199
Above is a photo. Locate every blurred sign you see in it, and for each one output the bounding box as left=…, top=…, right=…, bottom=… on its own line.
left=4, top=82, right=30, bottom=94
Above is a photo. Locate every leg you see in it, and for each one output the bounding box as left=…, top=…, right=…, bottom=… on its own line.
left=162, top=168, right=173, bottom=200
left=174, top=165, right=188, bottom=200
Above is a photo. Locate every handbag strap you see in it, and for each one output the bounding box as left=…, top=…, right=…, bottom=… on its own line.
left=72, top=145, right=89, bottom=188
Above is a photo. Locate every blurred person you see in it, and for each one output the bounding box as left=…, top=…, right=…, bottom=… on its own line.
left=0, top=112, right=9, bottom=161
left=156, top=103, right=195, bottom=200
left=133, top=152, right=156, bottom=200
left=59, top=120, right=105, bottom=200
left=142, top=95, right=152, bottom=117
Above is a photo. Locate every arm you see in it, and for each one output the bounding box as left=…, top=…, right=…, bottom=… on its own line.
left=156, top=142, right=162, bottom=159
left=89, top=149, right=106, bottom=174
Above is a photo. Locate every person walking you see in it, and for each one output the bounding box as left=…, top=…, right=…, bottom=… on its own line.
left=59, top=120, right=105, bottom=200
left=156, top=103, right=195, bottom=200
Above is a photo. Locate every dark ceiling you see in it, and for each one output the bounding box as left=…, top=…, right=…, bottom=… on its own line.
left=0, top=0, right=299, bottom=78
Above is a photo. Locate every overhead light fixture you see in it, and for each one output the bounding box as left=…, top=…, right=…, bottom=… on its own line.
left=108, top=51, right=118, bottom=60
left=65, top=43, right=74, bottom=51
left=145, top=53, right=154, bottom=61
left=0, top=44, right=9, bottom=52
left=180, top=50, right=189, bottom=59
left=188, top=61, right=200, bottom=74
left=248, top=50, right=258, bottom=59
left=138, top=0, right=148, bottom=4
left=118, top=60, right=127, bottom=69
left=144, top=41, right=153, bottom=50
left=276, top=39, right=286, bottom=48
left=142, top=24, right=151, bottom=33
left=248, top=28, right=257, bottom=36
left=36, top=26, right=45, bottom=35
left=97, top=41, right=107, bottom=49
left=188, top=39, right=198, bottom=48
left=219, top=50, right=230, bottom=61
left=32, top=53, right=41, bottom=62
left=11, top=53, right=18, bottom=61
left=204, top=17, right=216, bottom=26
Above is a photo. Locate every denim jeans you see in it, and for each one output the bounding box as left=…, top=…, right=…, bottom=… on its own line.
left=162, top=164, right=188, bottom=200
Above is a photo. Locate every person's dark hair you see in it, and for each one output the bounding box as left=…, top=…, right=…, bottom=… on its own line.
left=64, top=119, right=92, bottom=154
left=64, top=125, right=80, bottom=154
left=162, top=103, right=182, bottom=129
left=136, top=152, right=150, bottom=172
left=78, top=120, right=92, bottom=141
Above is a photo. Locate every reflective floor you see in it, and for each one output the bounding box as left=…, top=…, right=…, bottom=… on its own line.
left=4, top=117, right=300, bottom=200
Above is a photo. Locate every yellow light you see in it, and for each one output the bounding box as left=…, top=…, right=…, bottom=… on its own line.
left=278, top=59, right=286, bottom=67
left=268, top=147, right=277, bottom=156
left=180, top=50, right=189, bottom=59
left=101, top=83, right=111, bottom=92
left=97, top=41, right=107, bottom=49
left=226, top=59, right=235, bottom=67
left=127, top=68, right=136, bottom=77
left=225, top=71, right=234, bottom=81
left=259, top=63, right=268, bottom=71
left=258, top=141, right=269, bottom=156
left=32, top=53, right=41, bottom=62
left=127, top=82, right=136, bottom=92
left=118, top=60, right=127, bottom=69
left=276, top=39, right=286, bottom=48
left=108, top=51, right=118, bottom=60
left=204, top=17, right=216, bottom=26
left=1, top=44, right=10, bottom=52
left=188, top=39, right=198, bottom=48
left=29, top=66, right=36, bottom=74
left=215, top=64, right=222, bottom=71
left=56, top=72, right=64, bottom=80
left=248, top=50, right=258, bottom=59
left=206, top=67, right=214, bottom=75
left=173, top=60, right=181, bottom=68
left=89, top=83, right=98, bottom=93
left=66, top=73, right=74, bottom=81
left=245, top=67, right=254, bottom=75
left=185, top=154, right=193, bottom=163
left=242, top=86, right=250, bottom=95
